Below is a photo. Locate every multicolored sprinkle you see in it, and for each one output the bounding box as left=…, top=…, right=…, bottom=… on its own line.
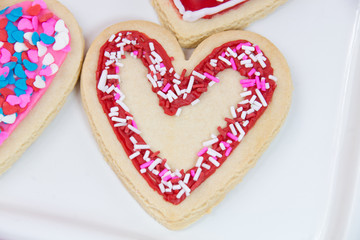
left=0, top=0, right=71, bottom=145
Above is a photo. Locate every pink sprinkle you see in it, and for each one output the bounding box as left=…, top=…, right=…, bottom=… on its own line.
left=191, top=170, right=195, bottom=177
left=27, top=50, right=39, bottom=63
left=163, top=174, right=172, bottom=182
left=19, top=94, right=30, bottom=108
left=255, top=45, right=262, bottom=54
left=160, top=63, right=165, bottom=68
left=255, top=76, right=261, bottom=89
left=115, top=66, right=120, bottom=74
left=25, top=87, right=33, bottom=95
left=236, top=43, right=244, bottom=50
left=159, top=169, right=168, bottom=177
left=18, top=18, right=33, bottom=31
left=0, top=132, right=9, bottom=145
left=133, top=51, right=138, bottom=56
left=42, top=21, right=55, bottom=36
left=25, top=70, right=36, bottom=79
left=204, top=72, right=219, bottom=83
left=132, top=120, right=138, bottom=129
left=221, top=52, right=226, bottom=57
left=162, top=83, right=171, bottom=93
left=39, top=66, right=52, bottom=76
left=227, top=132, right=238, bottom=141
left=225, top=147, right=232, bottom=157
left=197, top=147, right=208, bottom=156
left=261, top=78, right=266, bottom=91
left=248, top=68, right=256, bottom=77
left=140, top=160, right=153, bottom=169
left=240, top=79, right=255, bottom=88
left=6, top=95, right=20, bottom=106
left=32, top=16, right=38, bottom=31
left=230, top=58, right=237, bottom=71
left=242, top=55, right=248, bottom=60
left=33, top=0, right=47, bottom=9
left=222, top=141, right=230, bottom=148
left=0, top=48, right=11, bottom=64
left=0, top=66, right=10, bottom=78
left=114, top=93, right=120, bottom=100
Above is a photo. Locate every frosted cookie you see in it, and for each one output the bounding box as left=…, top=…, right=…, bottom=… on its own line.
left=152, top=0, right=287, bottom=48
left=81, top=20, right=292, bottom=229
left=0, top=0, right=84, bottom=175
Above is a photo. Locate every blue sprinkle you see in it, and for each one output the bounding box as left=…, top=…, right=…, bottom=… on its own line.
left=7, top=34, right=16, bottom=44
left=12, top=30, right=24, bottom=43
left=23, top=59, right=38, bottom=71
left=42, top=76, right=46, bottom=82
left=15, top=79, right=27, bottom=91
left=5, top=21, right=17, bottom=33
left=14, top=87, right=26, bottom=96
left=3, top=62, right=16, bottom=70
left=14, top=64, right=26, bottom=78
left=0, top=79, right=8, bottom=88
left=11, top=7, right=23, bottom=17
left=0, top=108, right=3, bottom=115
left=13, top=52, right=22, bottom=64
left=6, top=13, right=20, bottom=22
left=6, top=70, right=15, bottom=85
left=40, top=33, right=55, bottom=45
left=42, top=65, right=47, bottom=69
left=0, top=7, right=9, bottom=15
left=32, top=32, right=40, bottom=45
left=0, top=75, right=5, bottom=81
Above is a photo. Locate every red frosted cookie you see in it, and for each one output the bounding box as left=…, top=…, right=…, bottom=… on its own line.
left=81, top=20, right=292, bottom=229
left=0, top=0, right=84, bottom=175
left=152, top=0, right=287, bottom=48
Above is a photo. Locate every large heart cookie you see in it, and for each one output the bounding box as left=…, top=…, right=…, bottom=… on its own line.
left=0, top=0, right=84, bottom=175
left=152, top=0, right=287, bottom=48
left=81, top=20, right=292, bottom=229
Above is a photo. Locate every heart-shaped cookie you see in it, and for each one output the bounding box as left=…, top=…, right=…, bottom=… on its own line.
left=81, top=20, right=292, bottom=229
left=152, top=0, right=287, bottom=48
left=0, top=0, right=84, bottom=175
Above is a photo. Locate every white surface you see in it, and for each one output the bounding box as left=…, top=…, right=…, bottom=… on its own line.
left=0, top=0, right=359, bottom=239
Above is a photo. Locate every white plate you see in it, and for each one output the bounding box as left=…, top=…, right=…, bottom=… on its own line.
left=0, top=0, right=360, bottom=239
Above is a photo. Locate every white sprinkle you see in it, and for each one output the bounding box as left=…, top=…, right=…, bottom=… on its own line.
left=249, top=95, right=257, bottom=104
left=143, top=150, right=150, bottom=160
left=129, top=136, right=137, bottom=145
left=173, top=84, right=182, bottom=96
left=207, top=148, right=222, bottom=158
left=208, top=157, right=220, bottom=167
left=203, top=138, right=218, bottom=147
left=149, top=64, right=156, bottom=73
left=175, top=169, right=182, bottom=178
left=255, top=71, right=260, bottom=76
left=249, top=53, right=257, bottom=62
left=151, top=51, right=163, bottom=63
left=157, top=91, right=168, bottom=99
left=134, top=144, right=150, bottom=150
left=108, top=112, right=118, bottom=117
left=152, top=170, right=159, bottom=175
left=247, top=109, right=254, bottom=115
left=169, top=67, right=174, bottom=73
left=114, top=123, right=126, bottom=127
left=183, top=93, right=188, bottom=99
left=245, top=63, right=253, bottom=68
left=176, top=189, right=185, bottom=199
left=242, top=45, right=255, bottom=52
left=116, top=100, right=130, bottom=112
left=243, top=120, right=249, bottom=127
left=220, top=142, right=226, bottom=150
left=168, top=90, right=178, bottom=100
left=129, top=151, right=140, bottom=160
left=235, top=122, right=245, bottom=141
left=269, top=75, right=277, bottom=81
left=107, top=74, right=120, bottom=79
left=237, top=107, right=243, bottom=113
left=148, top=158, right=162, bottom=171
left=149, top=42, right=155, bottom=51
left=106, top=85, right=115, bottom=94
left=173, top=185, right=181, bottom=190
left=255, top=89, right=268, bottom=107
left=167, top=93, right=174, bottom=103
left=209, top=81, right=216, bottom=87
left=230, top=106, right=237, bottom=118
left=218, top=56, right=231, bottom=65
left=128, top=124, right=141, bottom=134
left=110, top=106, right=119, bottom=112
left=165, top=188, right=172, bottom=193
left=192, top=70, right=206, bottom=79
left=240, top=59, right=251, bottom=65
left=140, top=168, right=147, bottom=174
left=240, top=90, right=252, bottom=98
left=227, top=47, right=237, bottom=58
left=122, top=38, right=130, bottom=44
left=191, top=99, right=200, bottom=106
left=108, top=34, right=116, bottom=42
left=240, top=99, right=249, bottom=105
left=173, top=79, right=181, bottom=85
left=159, top=183, right=165, bottom=193
left=184, top=173, right=190, bottom=184
left=186, top=76, right=194, bottom=93
left=237, top=53, right=245, bottom=60
left=229, top=124, right=237, bottom=136
left=97, top=70, right=108, bottom=92
left=196, top=157, right=204, bottom=167
left=241, top=111, right=247, bottom=119
left=179, top=180, right=191, bottom=193
left=175, top=108, right=182, bottom=117
left=202, top=163, right=211, bottom=170
left=111, top=117, right=126, bottom=123
left=266, top=83, right=270, bottom=89
left=193, top=168, right=202, bottom=181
